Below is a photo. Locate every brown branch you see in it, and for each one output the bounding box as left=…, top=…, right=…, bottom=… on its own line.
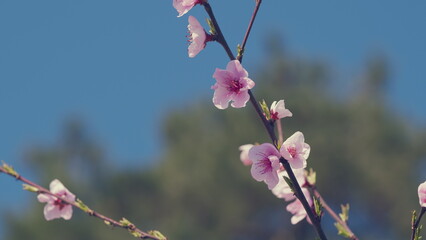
left=0, top=164, right=165, bottom=240
left=237, top=0, right=262, bottom=62
left=411, top=207, right=426, bottom=240
left=201, top=2, right=328, bottom=240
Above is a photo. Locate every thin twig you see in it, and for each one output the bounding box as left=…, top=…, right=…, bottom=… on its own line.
left=237, top=0, right=262, bottom=63
left=312, top=188, right=358, bottom=240
left=0, top=165, right=164, bottom=240
left=276, top=120, right=284, bottom=146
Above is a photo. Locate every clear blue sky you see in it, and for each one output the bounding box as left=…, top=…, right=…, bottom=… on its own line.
left=1, top=0, right=426, bottom=236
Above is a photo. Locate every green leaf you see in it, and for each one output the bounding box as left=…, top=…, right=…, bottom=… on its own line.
left=334, top=222, right=352, bottom=238
left=76, top=199, right=93, bottom=214
left=119, top=217, right=133, bottom=227
left=22, top=184, right=39, bottom=193
left=129, top=230, right=142, bottom=238
left=413, top=210, right=418, bottom=226
left=306, top=168, right=316, bottom=186
left=1, top=161, right=19, bottom=178
left=313, top=196, right=323, bottom=218
left=414, top=225, right=423, bottom=240
left=206, top=18, right=216, bottom=35
left=148, top=230, right=167, bottom=240
left=339, top=204, right=350, bottom=222
left=237, top=44, right=244, bottom=59
left=283, top=176, right=295, bottom=193
left=259, top=99, right=271, bottom=120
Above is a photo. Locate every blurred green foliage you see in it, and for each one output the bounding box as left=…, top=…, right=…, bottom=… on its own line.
left=3, top=48, right=426, bottom=240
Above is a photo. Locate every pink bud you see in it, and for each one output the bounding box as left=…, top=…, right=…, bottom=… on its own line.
left=418, top=181, right=426, bottom=208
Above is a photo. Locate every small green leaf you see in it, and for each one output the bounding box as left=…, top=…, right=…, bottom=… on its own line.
left=119, top=217, right=133, bottom=227
left=313, top=196, right=323, bottom=218
left=306, top=168, right=316, bottom=186
left=22, top=184, right=39, bottom=193
left=259, top=99, right=271, bottom=120
left=1, top=161, right=19, bottom=178
left=129, top=230, right=142, bottom=238
left=283, top=176, right=295, bottom=193
left=76, top=199, right=93, bottom=214
left=413, top=210, right=418, bottom=226
left=206, top=19, right=216, bottom=35
left=414, top=225, right=423, bottom=240
left=148, top=230, right=167, bottom=240
left=237, top=44, right=244, bottom=59
left=334, top=222, right=352, bottom=238
left=339, top=204, right=350, bottom=222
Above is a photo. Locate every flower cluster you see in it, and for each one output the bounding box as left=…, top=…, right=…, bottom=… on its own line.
left=173, top=0, right=311, bottom=226
left=238, top=98, right=313, bottom=224
left=240, top=130, right=311, bottom=224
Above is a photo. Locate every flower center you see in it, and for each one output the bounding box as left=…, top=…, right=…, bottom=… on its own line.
left=287, top=147, right=297, bottom=158
left=270, top=111, right=279, bottom=120
left=227, top=79, right=243, bottom=93
left=53, top=198, right=67, bottom=210
left=258, top=157, right=272, bottom=174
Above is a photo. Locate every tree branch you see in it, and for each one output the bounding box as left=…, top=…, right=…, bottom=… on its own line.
left=0, top=163, right=165, bottom=240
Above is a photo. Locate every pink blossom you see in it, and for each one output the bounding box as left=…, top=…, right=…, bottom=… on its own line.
left=272, top=168, right=306, bottom=201
left=249, top=143, right=282, bottom=190
left=286, top=188, right=312, bottom=224
left=239, top=144, right=254, bottom=166
left=173, top=0, right=201, bottom=17
left=212, top=60, right=255, bottom=109
left=280, top=131, right=310, bottom=169
left=37, top=179, right=75, bottom=221
left=270, top=100, right=292, bottom=120
left=187, top=16, right=207, bottom=58
left=418, top=181, right=426, bottom=208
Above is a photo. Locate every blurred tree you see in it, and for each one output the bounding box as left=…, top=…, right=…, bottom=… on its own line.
left=3, top=44, right=425, bottom=240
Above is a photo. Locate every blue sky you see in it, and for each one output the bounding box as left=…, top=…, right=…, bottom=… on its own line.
left=1, top=0, right=426, bottom=236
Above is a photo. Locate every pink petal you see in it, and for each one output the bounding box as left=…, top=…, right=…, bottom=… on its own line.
left=272, top=169, right=306, bottom=200
left=212, top=86, right=233, bottom=109
left=37, top=193, right=53, bottom=203
left=288, top=157, right=306, bottom=169
left=244, top=77, right=255, bottom=90
left=187, top=16, right=206, bottom=58
left=213, top=68, right=234, bottom=87
left=301, top=143, right=311, bottom=160
left=226, top=60, right=248, bottom=78
left=44, top=204, right=62, bottom=221
left=249, top=143, right=282, bottom=189
left=61, top=205, right=73, bottom=220
left=230, top=91, right=250, bottom=108
left=173, top=0, right=197, bottom=17
left=270, top=100, right=292, bottom=119
left=280, top=131, right=310, bottom=169
left=239, top=144, right=254, bottom=166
